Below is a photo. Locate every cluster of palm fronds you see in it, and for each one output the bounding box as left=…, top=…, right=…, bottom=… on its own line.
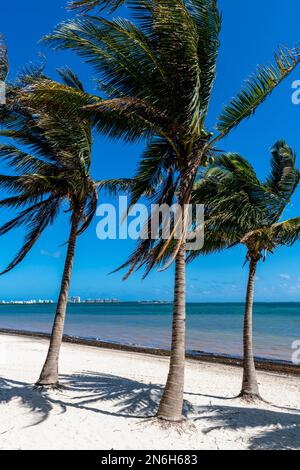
left=0, top=0, right=300, bottom=422
left=192, top=142, right=300, bottom=259
left=0, top=68, right=100, bottom=274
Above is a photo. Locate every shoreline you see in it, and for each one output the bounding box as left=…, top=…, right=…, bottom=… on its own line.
left=1, top=327, right=299, bottom=376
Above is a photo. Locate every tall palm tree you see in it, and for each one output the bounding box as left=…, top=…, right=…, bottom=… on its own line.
left=0, top=68, right=124, bottom=388
left=191, top=141, right=300, bottom=400
left=47, top=0, right=300, bottom=420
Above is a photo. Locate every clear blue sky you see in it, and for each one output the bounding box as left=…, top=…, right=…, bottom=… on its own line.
left=1, top=0, right=300, bottom=302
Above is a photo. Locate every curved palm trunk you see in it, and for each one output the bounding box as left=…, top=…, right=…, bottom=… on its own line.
left=240, top=258, right=260, bottom=400
left=157, top=242, right=186, bottom=422
left=36, top=208, right=81, bottom=387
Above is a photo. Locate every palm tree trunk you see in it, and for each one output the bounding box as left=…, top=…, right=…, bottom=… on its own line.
left=240, top=257, right=261, bottom=400
left=36, top=208, right=81, bottom=387
left=157, top=242, right=186, bottom=422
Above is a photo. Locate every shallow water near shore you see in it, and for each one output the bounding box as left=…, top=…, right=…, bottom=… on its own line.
left=0, top=302, right=299, bottom=363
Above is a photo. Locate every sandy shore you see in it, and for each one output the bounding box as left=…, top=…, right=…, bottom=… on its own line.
left=1, top=333, right=300, bottom=450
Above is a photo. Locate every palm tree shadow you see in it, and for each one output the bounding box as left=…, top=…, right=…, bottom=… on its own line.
left=193, top=404, right=300, bottom=449
left=0, top=372, right=194, bottom=425
left=1, top=373, right=300, bottom=448
left=60, top=371, right=194, bottom=419
left=0, top=376, right=64, bottom=426
left=186, top=391, right=236, bottom=400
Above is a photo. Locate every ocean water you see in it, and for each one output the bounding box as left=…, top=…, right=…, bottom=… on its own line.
left=0, top=302, right=300, bottom=363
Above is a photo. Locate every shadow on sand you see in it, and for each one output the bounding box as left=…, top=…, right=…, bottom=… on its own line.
left=193, top=404, right=300, bottom=449
left=1, top=372, right=300, bottom=449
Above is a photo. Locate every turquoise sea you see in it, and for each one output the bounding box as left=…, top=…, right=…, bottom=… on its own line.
left=0, top=302, right=300, bottom=363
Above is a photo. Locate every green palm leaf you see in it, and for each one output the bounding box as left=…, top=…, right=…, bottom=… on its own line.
left=191, top=140, right=300, bottom=261
left=68, top=0, right=125, bottom=12
left=0, top=197, right=61, bottom=274
left=272, top=217, right=300, bottom=246
left=265, top=139, right=299, bottom=198
left=215, top=47, right=300, bottom=139
left=129, top=138, right=175, bottom=206
left=96, top=177, right=133, bottom=195
left=190, top=0, right=221, bottom=122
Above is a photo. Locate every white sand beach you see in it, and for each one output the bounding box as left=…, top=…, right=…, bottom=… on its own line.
left=0, top=333, right=300, bottom=450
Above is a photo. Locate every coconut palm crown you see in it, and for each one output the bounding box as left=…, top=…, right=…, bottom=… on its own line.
left=0, top=68, right=98, bottom=274
left=192, top=141, right=300, bottom=258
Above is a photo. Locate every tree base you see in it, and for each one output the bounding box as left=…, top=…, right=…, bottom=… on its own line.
left=34, top=381, right=62, bottom=391
left=136, top=416, right=194, bottom=435
left=238, top=391, right=262, bottom=403
left=156, top=413, right=185, bottom=423
left=154, top=415, right=192, bottom=433
left=35, top=365, right=59, bottom=390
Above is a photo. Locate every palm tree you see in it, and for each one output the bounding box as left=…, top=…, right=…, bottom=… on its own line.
left=191, top=141, right=300, bottom=400
left=0, top=67, right=123, bottom=388
left=47, top=0, right=300, bottom=420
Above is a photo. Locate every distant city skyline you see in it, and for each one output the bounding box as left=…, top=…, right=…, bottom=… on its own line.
left=0, top=297, right=120, bottom=305
left=0, top=299, right=54, bottom=305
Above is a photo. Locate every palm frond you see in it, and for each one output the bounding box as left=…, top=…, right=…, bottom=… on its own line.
left=266, top=140, right=299, bottom=199
left=129, top=138, right=175, bottom=206
left=44, top=16, right=161, bottom=104
left=13, top=76, right=94, bottom=170
left=68, top=0, right=125, bottom=13
left=0, top=144, right=56, bottom=174
left=77, top=183, right=98, bottom=235
left=96, top=177, right=133, bottom=195
left=0, top=197, right=60, bottom=275
left=0, top=193, right=43, bottom=209
left=88, top=96, right=180, bottom=140
left=57, top=67, right=85, bottom=91
left=189, top=0, right=221, bottom=122
left=272, top=217, right=300, bottom=246
left=215, top=47, right=300, bottom=140
left=0, top=199, right=50, bottom=237
left=0, top=174, right=28, bottom=194
left=187, top=225, right=231, bottom=262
